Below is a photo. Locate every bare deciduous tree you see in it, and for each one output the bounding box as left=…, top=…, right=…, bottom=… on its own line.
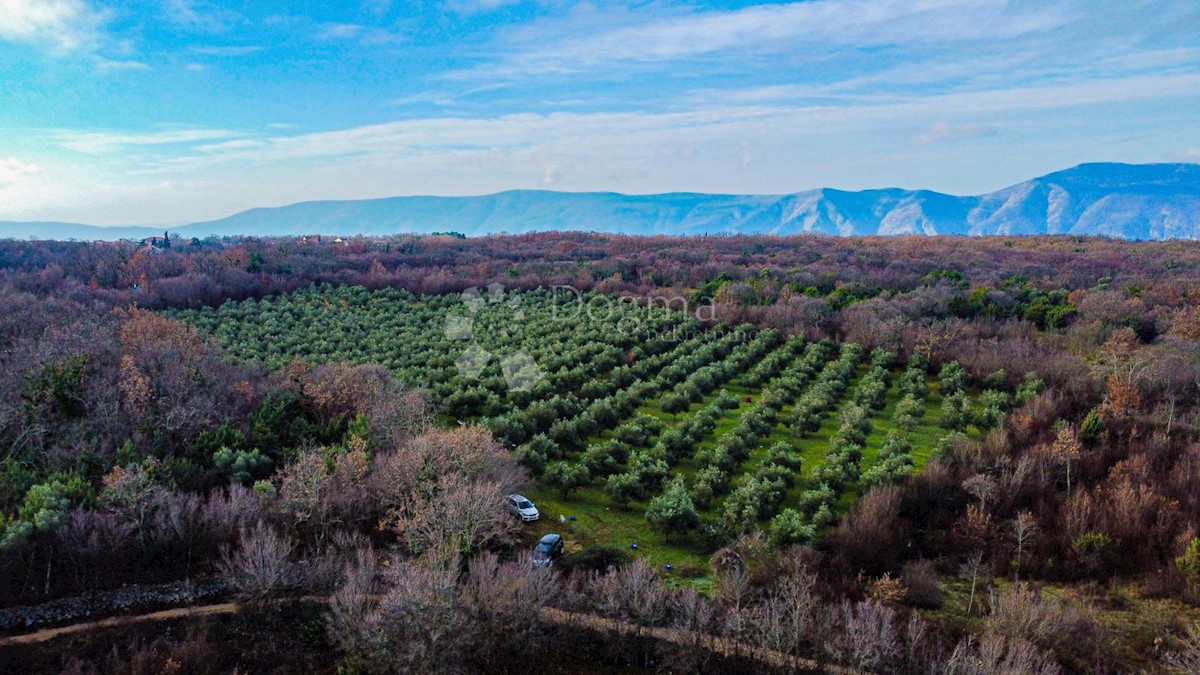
left=218, top=523, right=294, bottom=604
left=1011, top=512, right=1039, bottom=582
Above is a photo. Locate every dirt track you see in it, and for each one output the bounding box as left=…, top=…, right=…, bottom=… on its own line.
left=1, top=600, right=859, bottom=674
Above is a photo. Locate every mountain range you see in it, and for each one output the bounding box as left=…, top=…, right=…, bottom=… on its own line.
left=5, top=163, right=1200, bottom=241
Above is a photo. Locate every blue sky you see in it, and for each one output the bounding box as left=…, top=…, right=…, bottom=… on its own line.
left=1, top=0, right=1198, bottom=225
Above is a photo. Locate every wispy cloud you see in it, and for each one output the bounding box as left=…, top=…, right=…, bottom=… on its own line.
left=0, top=0, right=106, bottom=53
left=316, top=22, right=404, bottom=46
left=913, top=122, right=997, bottom=145
left=475, top=0, right=1067, bottom=76
left=153, top=71, right=1199, bottom=175
left=163, top=0, right=242, bottom=33
left=189, top=45, right=263, bottom=56
left=55, top=128, right=242, bottom=154
left=362, top=0, right=392, bottom=17
left=446, top=0, right=521, bottom=15
left=95, top=58, right=151, bottom=73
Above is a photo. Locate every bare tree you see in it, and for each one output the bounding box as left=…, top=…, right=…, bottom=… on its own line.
left=962, top=474, right=997, bottom=512
left=939, top=633, right=1062, bottom=675
left=591, top=559, right=670, bottom=667
left=385, top=474, right=517, bottom=557
left=664, top=587, right=717, bottom=673
left=218, top=523, right=294, bottom=604
left=959, top=552, right=989, bottom=617
left=826, top=599, right=902, bottom=672
left=1011, top=512, right=1039, bottom=582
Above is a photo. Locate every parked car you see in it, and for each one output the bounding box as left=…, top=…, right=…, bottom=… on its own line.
left=532, top=533, right=564, bottom=567
left=506, top=493, right=540, bottom=521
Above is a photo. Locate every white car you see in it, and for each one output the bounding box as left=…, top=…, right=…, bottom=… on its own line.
left=506, top=494, right=540, bottom=522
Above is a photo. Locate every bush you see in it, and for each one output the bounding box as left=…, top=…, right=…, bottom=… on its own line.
left=515, top=443, right=547, bottom=476
left=939, top=362, right=970, bottom=395
left=604, top=471, right=646, bottom=506
left=983, top=368, right=1008, bottom=390
left=545, top=461, right=591, bottom=496
left=1015, top=372, right=1045, bottom=404
left=763, top=441, right=803, bottom=471
left=1177, top=537, right=1200, bottom=580
left=562, top=545, right=632, bottom=575
left=769, top=508, right=815, bottom=546
left=901, top=560, right=943, bottom=609
left=895, top=394, right=924, bottom=419
left=581, top=441, right=628, bottom=477
left=213, top=447, right=272, bottom=485
left=219, top=524, right=294, bottom=603
left=1079, top=408, right=1106, bottom=445
left=940, top=391, right=972, bottom=431
left=793, top=407, right=822, bottom=435
left=630, top=453, right=671, bottom=491
left=690, top=465, right=727, bottom=506
left=645, top=477, right=700, bottom=541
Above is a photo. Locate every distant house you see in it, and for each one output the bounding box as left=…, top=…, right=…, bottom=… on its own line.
left=141, top=231, right=172, bottom=250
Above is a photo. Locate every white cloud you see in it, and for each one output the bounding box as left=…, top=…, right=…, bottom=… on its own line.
left=317, top=22, right=404, bottom=46
left=913, top=122, right=997, bottom=145
left=362, top=0, right=392, bottom=17
left=318, top=23, right=364, bottom=40
left=55, top=128, right=242, bottom=154
left=446, top=0, right=521, bottom=15
left=163, top=0, right=240, bottom=33
left=479, top=0, right=1067, bottom=75
left=189, top=45, right=262, bottom=56
left=95, top=57, right=150, bottom=73
left=158, top=72, right=1200, bottom=173
left=0, top=157, right=40, bottom=186
left=0, top=0, right=106, bottom=53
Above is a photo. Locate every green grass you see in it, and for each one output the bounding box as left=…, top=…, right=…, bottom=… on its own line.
left=522, top=483, right=715, bottom=587
left=526, top=361, right=993, bottom=581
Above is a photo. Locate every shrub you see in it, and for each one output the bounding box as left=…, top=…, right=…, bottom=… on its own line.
left=219, top=524, right=294, bottom=603
left=213, top=447, right=272, bottom=485
left=563, top=545, right=632, bottom=575
left=901, top=560, right=943, bottom=609
left=769, top=509, right=815, bottom=546
left=939, top=362, right=970, bottom=394
left=1177, top=537, right=1200, bottom=580
left=605, top=471, right=646, bottom=506
left=1015, top=372, right=1045, bottom=404
left=645, top=477, right=700, bottom=541
left=1079, top=408, right=1106, bottom=445
left=515, top=443, right=547, bottom=476
left=941, top=391, right=972, bottom=431
left=793, top=407, right=822, bottom=435
left=763, top=441, right=803, bottom=471
left=545, top=461, right=590, bottom=496
left=895, top=394, right=924, bottom=419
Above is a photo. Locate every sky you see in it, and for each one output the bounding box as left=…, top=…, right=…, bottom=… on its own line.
left=0, top=0, right=1198, bottom=226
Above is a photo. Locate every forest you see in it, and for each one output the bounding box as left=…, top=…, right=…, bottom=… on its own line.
left=2, top=232, right=1200, bottom=673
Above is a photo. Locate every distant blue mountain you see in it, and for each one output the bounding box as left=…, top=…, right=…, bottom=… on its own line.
left=6, top=163, right=1200, bottom=241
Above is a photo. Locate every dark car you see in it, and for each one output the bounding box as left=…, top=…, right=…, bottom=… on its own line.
left=532, top=533, right=564, bottom=567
